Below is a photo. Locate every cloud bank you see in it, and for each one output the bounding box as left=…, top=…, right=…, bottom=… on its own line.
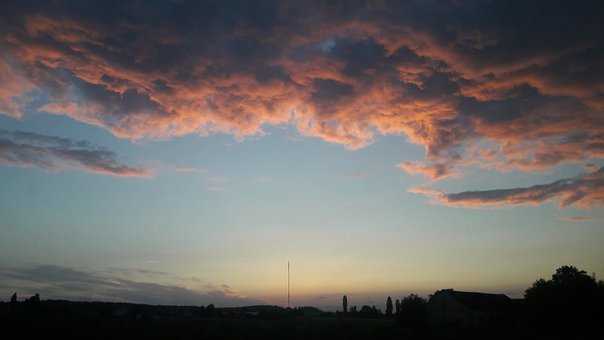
left=0, top=264, right=260, bottom=306
left=0, top=1, right=603, bottom=204
left=0, top=130, right=149, bottom=177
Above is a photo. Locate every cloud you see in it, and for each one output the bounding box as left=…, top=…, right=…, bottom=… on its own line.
left=0, top=264, right=260, bottom=306
left=0, top=57, right=34, bottom=118
left=0, top=1, right=602, bottom=186
left=0, top=130, right=150, bottom=177
left=204, top=175, right=229, bottom=192
left=398, top=161, right=456, bottom=181
left=410, top=167, right=604, bottom=209
left=559, top=216, right=593, bottom=223
left=174, top=166, right=207, bottom=174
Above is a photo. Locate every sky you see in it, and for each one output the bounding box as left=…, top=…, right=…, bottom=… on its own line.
left=1, top=0, right=603, bottom=310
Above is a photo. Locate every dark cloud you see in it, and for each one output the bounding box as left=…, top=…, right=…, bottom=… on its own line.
left=327, top=37, right=388, bottom=77
left=411, top=166, right=604, bottom=209
left=0, top=130, right=149, bottom=177
left=0, top=264, right=261, bottom=306
left=0, top=1, right=603, bottom=199
left=311, top=78, right=354, bottom=108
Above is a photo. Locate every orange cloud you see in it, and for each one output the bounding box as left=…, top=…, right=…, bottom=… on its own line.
left=398, top=161, right=455, bottom=181
left=0, top=1, right=602, bottom=199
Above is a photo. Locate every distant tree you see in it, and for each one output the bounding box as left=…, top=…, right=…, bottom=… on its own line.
left=342, top=295, right=348, bottom=313
left=206, top=304, right=215, bottom=316
left=386, top=296, right=393, bottom=316
left=359, top=305, right=379, bottom=318
left=398, top=294, right=427, bottom=327
left=25, top=293, right=40, bottom=304
left=9, top=292, right=18, bottom=313
left=395, top=299, right=401, bottom=315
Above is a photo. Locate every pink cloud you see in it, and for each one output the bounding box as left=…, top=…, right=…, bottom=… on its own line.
left=0, top=2, right=602, bottom=200
left=398, top=161, right=455, bottom=181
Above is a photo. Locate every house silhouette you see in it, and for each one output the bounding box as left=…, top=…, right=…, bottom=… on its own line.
left=428, top=289, right=512, bottom=327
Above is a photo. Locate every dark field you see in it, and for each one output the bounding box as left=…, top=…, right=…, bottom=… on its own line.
left=3, top=302, right=600, bottom=340
left=0, top=300, right=546, bottom=340
left=12, top=317, right=411, bottom=340
left=2, top=300, right=410, bottom=339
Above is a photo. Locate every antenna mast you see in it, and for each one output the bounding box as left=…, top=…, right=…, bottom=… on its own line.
left=287, top=261, right=290, bottom=308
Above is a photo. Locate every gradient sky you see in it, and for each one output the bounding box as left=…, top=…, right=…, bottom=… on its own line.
left=1, top=0, right=603, bottom=310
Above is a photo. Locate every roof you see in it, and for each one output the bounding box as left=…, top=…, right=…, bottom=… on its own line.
left=437, top=289, right=512, bottom=312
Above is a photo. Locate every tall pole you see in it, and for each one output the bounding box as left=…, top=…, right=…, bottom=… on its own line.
left=287, top=261, right=290, bottom=308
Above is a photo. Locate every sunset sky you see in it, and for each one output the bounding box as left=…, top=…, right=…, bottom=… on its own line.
left=1, top=0, right=603, bottom=310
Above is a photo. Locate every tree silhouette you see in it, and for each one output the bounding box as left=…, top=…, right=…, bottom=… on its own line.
left=10, top=292, right=17, bottom=303
left=342, top=295, right=348, bottom=313
left=395, top=299, right=401, bottom=316
left=358, top=305, right=381, bottom=318
left=385, top=296, right=393, bottom=316
left=205, top=304, right=215, bottom=317
left=398, top=294, right=427, bottom=327
left=525, top=265, right=603, bottom=332
left=24, top=293, right=40, bottom=305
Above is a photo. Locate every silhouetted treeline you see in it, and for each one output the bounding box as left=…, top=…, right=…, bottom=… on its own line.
left=2, top=265, right=604, bottom=339
left=333, top=265, right=604, bottom=339
left=523, top=265, right=604, bottom=336
left=2, top=298, right=329, bottom=321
